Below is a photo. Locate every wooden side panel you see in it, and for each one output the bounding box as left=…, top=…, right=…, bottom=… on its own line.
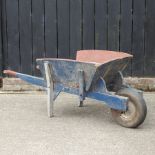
left=57, top=0, right=70, bottom=58
left=95, top=0, right=108, bottom=49
left=120, top=0, right=132, bottom=76
left=144, top=0, right=155, bottom=76
left=70, top=0, right=82, bottom=59
left=19, top=0, right=32, bottom=74
left=132, top=0, right=145, bottom=76
left=108, top=0, right=120, bottom=51
left=45, top=0, right=57, bottom=58
left=83, top=0, right=94, bottom=49
left=6, top=0, right=20, bottom=71
left=32, top=0, right=45, bottom=75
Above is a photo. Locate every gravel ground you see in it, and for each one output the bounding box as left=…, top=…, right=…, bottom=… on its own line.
left=0, top=92, right=155, bottom=155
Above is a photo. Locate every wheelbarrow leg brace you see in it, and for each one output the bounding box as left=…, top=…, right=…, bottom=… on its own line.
left=78, top=70, right=85, bottom=107
left=44, top=62, right=54, bottom=117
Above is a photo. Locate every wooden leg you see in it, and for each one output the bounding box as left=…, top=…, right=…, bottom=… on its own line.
left=44, top=62, right=54, bottom=117
left=47, top=84, right=54, bottom=117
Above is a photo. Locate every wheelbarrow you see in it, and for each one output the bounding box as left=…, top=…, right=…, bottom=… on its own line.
left=3, top=50, right=147, bottom=128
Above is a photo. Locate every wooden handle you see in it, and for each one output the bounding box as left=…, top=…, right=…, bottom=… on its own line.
left=3, top=70, right=17, bottom=76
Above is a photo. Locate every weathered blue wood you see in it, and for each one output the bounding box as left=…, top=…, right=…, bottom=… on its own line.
left=53, top=83, right=127, bottom=111
left=11, top=71, right=127, bottom=111
left=16, top=73, right=46, bottom=87
left=86, top=92, right=127, bottom=111
left=36, top=58, right=130, bottom=91
left=37, top=59, right=97, bottom=91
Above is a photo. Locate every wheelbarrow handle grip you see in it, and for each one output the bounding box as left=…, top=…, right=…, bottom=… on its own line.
left=3, top=70, right=17, bottom=76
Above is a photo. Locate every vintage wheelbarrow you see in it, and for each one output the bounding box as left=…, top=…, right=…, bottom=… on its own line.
left=4, top=50, right=147, bottom=128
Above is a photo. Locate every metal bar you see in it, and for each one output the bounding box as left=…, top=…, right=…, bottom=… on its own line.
left=78, top=70, right=85, bottom=107
left=44, top=62, right=54, bottom=117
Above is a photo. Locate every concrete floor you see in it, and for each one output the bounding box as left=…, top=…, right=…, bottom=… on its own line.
left=0, top=92, right=155, bottom=155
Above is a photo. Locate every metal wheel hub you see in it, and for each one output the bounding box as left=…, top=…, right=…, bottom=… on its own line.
left=120, top=100, right=137, bottom=121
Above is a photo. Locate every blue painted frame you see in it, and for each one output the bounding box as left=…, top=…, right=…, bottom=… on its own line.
left=15, top=72, right=127, bottom=111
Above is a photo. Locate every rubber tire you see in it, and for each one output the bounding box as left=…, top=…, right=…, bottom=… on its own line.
left=111, top=88, right=147, bottom=128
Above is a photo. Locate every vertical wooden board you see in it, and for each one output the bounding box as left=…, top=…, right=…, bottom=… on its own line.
left=70, top=0, right=82, bottom=59
left=120, top=0, right=132, bottom=76
left=108, top=0, right=120, bottom=51
left=132, top=0, right=145, bottom=76
left=6, top=0, right=20, bottom=72
left=1, top=0, right=8, bottom=71
left=95, top=0, right=107, bottom=49
left=57, top=0, right=70, bottom=58
left=32, top=0, right=45, bottom=75
left=45, top=0, right=57, bottom=58
left=83, top=0, right=94, bottom=49
left=19, top=0, right=32, bottom=74
left=0, top=0, right=2, bottom=75
left=144, top=0, right=155, bottom=76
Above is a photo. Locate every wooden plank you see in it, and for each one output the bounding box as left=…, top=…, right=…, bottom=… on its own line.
left=45, top=0, right=57, bottom=58
left=19, top=0, right=32, bottom=74
left=1, top=0, right=8, bottom=71
left=95, top=0, right=107, bottom=49
left=57, top=0, right=70, bottom=58
left=108, top=0, right=120, bottom=50
left=6, top=0, right=20, bottom=72
left=83, top=0, right=94, bottom=49
left=32, top=0, right=45, bottom=75
left=132, top=0, right=145, bottom=76
left=0, top=0, right=2, bottom=76
left=144, top=0, right=155, bottom=76
left=120, top=0, right=132, bottom=76
left=70, top=0, right=82, bottom=59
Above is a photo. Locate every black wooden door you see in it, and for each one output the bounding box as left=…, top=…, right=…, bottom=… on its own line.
left=0, top=0, right=155, bottom=77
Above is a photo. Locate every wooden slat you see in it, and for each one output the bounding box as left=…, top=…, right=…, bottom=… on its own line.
left=144, top=0, right=155, bottom=76
left=1, top=0, right=8, bottom=71
left=95, top=0, right=107, bottom=49
left=108, top=0, right=120, bottom=51
left=6, top=0, right=20, bottom=72
left=19, top=0, right=32, bottom=74
left=45, top=0, right=57, bottom=58
left=132, top=0, right=145, bottom=76
left=0, top=0, right=2, bottom=76
left=83, top=0, right=94, bottom=49
left=70, top=0, right=82, bottom=59
left=2, top=0, right=155, bottom=77
left=32, top=0, right=45, bottom=75
left=120, top=0, right=132, bottom=76
left=57, top=0, right=70, bottom=58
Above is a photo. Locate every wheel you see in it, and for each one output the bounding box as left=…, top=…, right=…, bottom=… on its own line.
left=111, top=88, right=147, bottom=128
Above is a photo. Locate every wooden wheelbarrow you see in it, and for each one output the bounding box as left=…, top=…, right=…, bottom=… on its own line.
left=4, top=50, right=147, bottom=128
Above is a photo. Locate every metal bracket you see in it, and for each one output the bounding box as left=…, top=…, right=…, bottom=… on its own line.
left=107, top=71, right=126, bottom=91
left=92, top=77, right=109, bottom=94
left=44, top=62, right=54, bottom=117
